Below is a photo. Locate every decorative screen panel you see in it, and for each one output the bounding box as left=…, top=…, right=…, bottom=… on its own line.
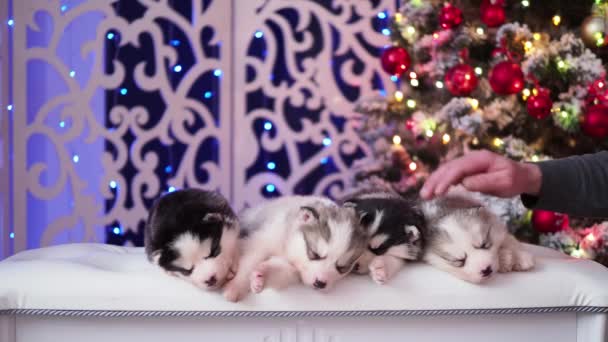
left=6, top=0, right=397, bottom=254
left=232, top=0, right=397, bottom=210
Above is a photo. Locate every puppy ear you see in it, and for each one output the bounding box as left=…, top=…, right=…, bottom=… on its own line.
left=202, top=212, right=224, bottom=223
left=298, top=206, right=320, bottom=224
left=404, top=225, right=420, bottom=242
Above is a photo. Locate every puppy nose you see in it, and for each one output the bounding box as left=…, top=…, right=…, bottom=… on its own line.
left=313, top=279, right=326, bottom=289
left=205, top=275, right=217, bottom=287
left=481, top=266, right=493, bottom=277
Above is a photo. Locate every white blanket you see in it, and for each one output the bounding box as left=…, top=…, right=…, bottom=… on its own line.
left=0, top=243, right=607, bottom=314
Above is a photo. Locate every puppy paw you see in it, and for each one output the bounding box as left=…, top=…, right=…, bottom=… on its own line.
left=223, top=283, right=245, bottom=302
left=369, top=258, right=388, bottom=285
left=498, top=248, right=514, bottom=273
left=513, top=250, right=535, bottom=271
left=250, top=267, right=266, bottom=294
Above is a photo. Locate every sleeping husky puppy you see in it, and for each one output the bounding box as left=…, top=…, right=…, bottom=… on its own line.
left=341, top=191, right=425, bottom=285
left=145, top=189, right=240, bottom=290
left=420, top=189, right=535, bottom=284
left=222, top=195, right=367, bottom=302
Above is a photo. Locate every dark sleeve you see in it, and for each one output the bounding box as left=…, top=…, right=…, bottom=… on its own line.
left=520, top=151, right=608, bottom=218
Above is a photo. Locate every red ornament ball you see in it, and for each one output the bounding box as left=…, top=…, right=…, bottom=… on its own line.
left=582, top=104, right=608, bottom=139
left=480, top=0, right=506, bottom=28
left=532, top=210, right=569, bottom=234
left=439, top=4, right=463, bottom=30
left=526, top=88, right=553, bottom=119
left=381, top=46, right=411, bottom=77
left=489, top=61, right=525, bottom=95
left=444, top=64, right=479, bottom=96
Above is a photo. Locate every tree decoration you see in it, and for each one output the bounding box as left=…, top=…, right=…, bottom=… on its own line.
left=480, top=0, right=506, bottom=28
left=354, top=1, right=608, bottom=266
left=582, top=104, right=608, bottom=138
left=380, top=46, right=411, bottom=77
left=526, top=88, right=553, bottom=119
left=489, top=61, right=525, bottom=95
left=439, top=3, right=463, bottom=30
left=444, top=63, right=478, bottom=96
left=532, top=210, right=569, bottom=233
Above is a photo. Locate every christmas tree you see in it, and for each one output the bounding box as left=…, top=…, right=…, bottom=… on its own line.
left=351, top=0, right=608, bottom=265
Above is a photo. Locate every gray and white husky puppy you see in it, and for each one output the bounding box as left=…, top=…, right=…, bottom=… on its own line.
left=222, top=195, right=367, bottom=302
left=145, top=189, right=240, bottom=290
left=420, top=189, right=535, bottom=284
left=341, top=191, right=425, bottom=285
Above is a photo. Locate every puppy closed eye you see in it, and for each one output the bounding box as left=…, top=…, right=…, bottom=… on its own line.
left=475, top=241, right=492, bottom=250
left=452, top=255, right=467, bottom=268
left=308, top=249, right=325, bottom=261
left=335, top=263, right=353, bottom=275
left=206, top=244, right=222, bottom=259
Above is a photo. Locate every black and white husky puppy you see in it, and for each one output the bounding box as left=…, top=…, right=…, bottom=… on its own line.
left=341, top=191, right=426, bottom=284
left=222, top=195, right=367, bottom=302
left=420, top=189, right=535, bottom=284
left=145, top=189, right=240, bottom=290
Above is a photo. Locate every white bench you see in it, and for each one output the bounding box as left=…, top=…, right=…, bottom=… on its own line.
left=1, top=243, right=607, bottom=342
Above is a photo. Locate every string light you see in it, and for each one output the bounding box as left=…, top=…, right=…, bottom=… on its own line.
left=570, top=248, right=584, bottom=258
left=552, top=15, right=561, bottom=26
left=59, top=121, right=66, bottom=128
left=395, top=13, right=403, bottom=23
left=560, top=111, right=568, bottom=118
left=533, top=32, right=541, bottom=41
left=170, top=39, right=180, bottom=46
left=265, top=184, right=276, bottom=193
left=522, top=0, right=530, bottom=7
left=425, top=129, right=434, bottom=138
left=264, top=121, right=273, bottom=130
left=409, top=72, right=417, bottom=79
left=120, top=88, right=128, bottom=95
left=214, top=69, right=222, bottom=77
left=467, top=98, right=479, bottom=110
left=406, top=99, right=416, bottom=109
left=523, top=41, right=533, bottom=53
left=254, top=30, right=264, bottom=38
left=493, top=137, right=504, bottom=147
left=106, top=32, right=115, bottom=40
left=410, top=79, right=419, bottom=87
left=204, top=91, right=213, bottom=99
left=476, top=27, right=484, bottom=35
left=474, top=67, right=482, bottom=75
left=168, top=186, right=176, bottom=193
left=382, top=28, right=391, bottom=36
left=164, top=165, right=173, bottom=173
left=409, top=162, right=417, bottom=171
left=435, top=81, right=444, bottom=89
left=531, top=155, right=540, bottom=162
left=173, top=64, right=182, bottom=72
left=112, top=226, right=122, bottom=235
left=390, top=75, right=399, bottom=82
left=9, top=232, right=14, bottom=239
left=377, top=12, right=387, bottom=19
left=586, top=233, right=596, bottom=242
left=442, top=133, right=451, bottom=144
left=394, top=90, right=404, bottom=102
left=432, top=32, right=439, bottom=40
left=7, top=19, right=14, bottom=27
left=69, top=70, right=76, bottom=78
left=320, top=157, right=329, bottom=164
left=392, top=135, right=402, bottom=145
left=61, top=5, right=68, bottom=12
left=522, top=88, right=531, bottom=100
left=266, top=162, right=276, bottom=170
left=322, top=137, right=332, bottom=146
left=6, top=104, right=13, bottom=111
left=406, top=25, right=416, bottom=35
left=472, top=137, right=480, bottom=146
left=109, top=181, right=117, bottom=189
left=556, top=59, right=568, bottom=72
left=72, top=155, right=80, bottom=163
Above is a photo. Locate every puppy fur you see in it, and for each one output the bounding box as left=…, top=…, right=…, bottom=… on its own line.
left=341, top=190, right=425, bottom=284
left=222, top=195, right=367, bottom=302
left=145, top=189, right=240, bottom=290
left=420, top=189, right=535, bottom=284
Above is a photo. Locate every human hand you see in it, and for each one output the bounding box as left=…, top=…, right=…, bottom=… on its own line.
left=420, top=150, right=542, bottom=199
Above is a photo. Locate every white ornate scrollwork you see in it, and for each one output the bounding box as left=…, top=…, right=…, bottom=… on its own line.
left=8, top=0, right=396, bottom=251
left=232, top=0, right=396, bottom=209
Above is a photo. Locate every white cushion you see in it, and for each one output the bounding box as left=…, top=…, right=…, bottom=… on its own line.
left=0, top=243, right=607, bottom=315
